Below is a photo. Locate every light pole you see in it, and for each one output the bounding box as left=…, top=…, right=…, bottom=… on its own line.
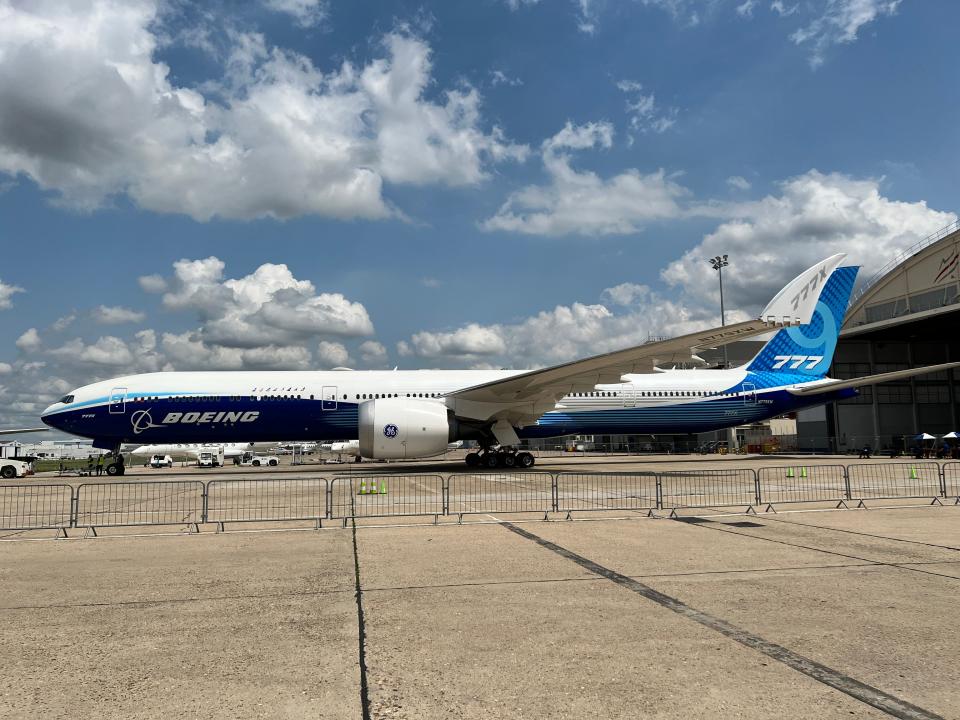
left=708, top=254, right=729, bottom=368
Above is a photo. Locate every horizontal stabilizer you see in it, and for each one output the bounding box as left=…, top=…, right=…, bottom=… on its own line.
left=786, top=362, right=960, bottom=395
left=0, top=427, right=50, bottom=436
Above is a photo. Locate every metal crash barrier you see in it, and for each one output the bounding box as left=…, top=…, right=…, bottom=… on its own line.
left=329, top=475, right=445, bottom=523
left=555, top=472, right=658, bottom=516
left=0, top=483, right=73, bottom=534
left=447, top=472, right=554, bottom=520
left=846, top=462, right=943, bottom=505
left=206, top=478, right=328, bottom=530
left=659, top=469, right=759, bottom=513
left=757, top=465, right=849, bottom=508
left=75, top=481, right=205, bottom=534
left=5, top=461, right=960, bottom=534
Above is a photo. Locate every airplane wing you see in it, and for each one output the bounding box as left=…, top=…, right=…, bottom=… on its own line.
left=447, top=254, right=847, bottom=426
left=785, top=362, right=960, bottom=395
left=0, top=427, right=49, bottom=436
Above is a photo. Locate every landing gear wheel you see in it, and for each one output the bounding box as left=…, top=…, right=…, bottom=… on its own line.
left=105, top=462, right=123, bottom=476
left=516, top=452, right=535, bottom=468
left=483, top=452, right=499, bottom=469
left=465, top=452, right=480, bottom=467
left=502, top=452, right=516, bottom=468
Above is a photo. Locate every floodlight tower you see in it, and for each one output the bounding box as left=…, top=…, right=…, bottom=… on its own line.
left=708, top=254, right=729, bottom=369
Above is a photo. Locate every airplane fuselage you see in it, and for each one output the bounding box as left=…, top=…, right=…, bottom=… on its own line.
left=42, top=368, right=853, bottom=446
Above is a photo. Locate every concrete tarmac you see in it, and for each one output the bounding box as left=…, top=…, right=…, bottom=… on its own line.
left=2, top=505, right=958, bottom=718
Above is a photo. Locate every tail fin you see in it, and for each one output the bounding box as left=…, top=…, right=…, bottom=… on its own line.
left=746, top=266, right=859, bottom=377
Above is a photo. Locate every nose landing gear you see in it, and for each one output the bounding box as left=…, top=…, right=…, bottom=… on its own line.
left=464, top=447, right=535, bottom=469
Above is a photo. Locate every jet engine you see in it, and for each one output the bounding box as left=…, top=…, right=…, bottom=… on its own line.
left=358, top=398, right=456, bottom=459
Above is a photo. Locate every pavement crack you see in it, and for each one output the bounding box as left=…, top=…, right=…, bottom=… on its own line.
left=351, top=517, right=372, bottom=720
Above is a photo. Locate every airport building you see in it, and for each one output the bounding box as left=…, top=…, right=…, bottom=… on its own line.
left=799, top=220, right=960, bottom=453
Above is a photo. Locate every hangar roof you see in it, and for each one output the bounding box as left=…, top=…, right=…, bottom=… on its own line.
left=842, top=220, right=960, bottom=336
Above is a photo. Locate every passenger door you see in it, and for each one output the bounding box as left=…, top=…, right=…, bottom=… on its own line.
left=742, top=382, right=757, bottom=406
left=108, top=387, right=127, bottom=414
left=322, top=385, right=338, bottom=411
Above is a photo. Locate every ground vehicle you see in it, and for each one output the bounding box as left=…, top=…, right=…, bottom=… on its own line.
left=238, top=452, right=279, bottom=467
left=0, top=458, right=33, bottom=479
left=149, top=454, right=173, bottom=468
left=197, top=448, right=224, bottom=468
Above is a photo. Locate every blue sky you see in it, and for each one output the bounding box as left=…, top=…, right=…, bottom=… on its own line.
left=0, top=0, right=958, bottom=428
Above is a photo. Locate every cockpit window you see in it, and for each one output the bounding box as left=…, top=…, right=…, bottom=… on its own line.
left=59, top=395, right=75, bottom=404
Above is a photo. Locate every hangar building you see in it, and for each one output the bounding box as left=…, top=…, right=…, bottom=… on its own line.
left=799, top=220, right=960, bottom=453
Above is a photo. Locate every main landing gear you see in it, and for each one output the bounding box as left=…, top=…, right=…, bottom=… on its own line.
left=465, top=448, right=535, bottom=469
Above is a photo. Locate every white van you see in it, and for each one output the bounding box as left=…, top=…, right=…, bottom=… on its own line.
left=149, top=454, right=173, bottom=468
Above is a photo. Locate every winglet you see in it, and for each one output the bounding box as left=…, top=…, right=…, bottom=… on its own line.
left=760, top=254, right=847, bottom=326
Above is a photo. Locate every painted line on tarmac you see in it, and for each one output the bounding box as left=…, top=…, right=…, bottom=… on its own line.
left=499, top=519, right=944, bottom=720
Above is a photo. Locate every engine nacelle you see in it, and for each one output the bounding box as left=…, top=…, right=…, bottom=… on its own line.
left=358, top=398, right=455, bottom=459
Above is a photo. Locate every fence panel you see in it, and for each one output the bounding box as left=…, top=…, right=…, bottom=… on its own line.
left=329, top=475, right=444, bottom=519
left=207, top=478, right=327, bottom=524
left=0, top=484, right=73, bottom=530
left=846, top=462, right=942, bottom=501
left=758, top=465, right=848, bottom=505
left=447, top=472, right=554, bottom=516
left=76, top=481, right=204, bottom=528
left=555, top=472, right=657, bottom=513
left=943, top=463, right=960, bottom=498
left=660, top=469, right=758, bottom=510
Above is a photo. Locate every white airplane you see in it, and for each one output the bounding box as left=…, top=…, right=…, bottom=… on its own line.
left=40, top=255, right=959, bottom=475
left=128, top=441, right=276, bottom=460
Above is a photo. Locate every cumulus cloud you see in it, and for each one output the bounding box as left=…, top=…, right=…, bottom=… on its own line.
left=409, top=170, right=956, bottom=368
left=92, top=305, right=146, bottom=324
left=726, top=175, right=751, bottom=191
left=602, top=282, right=651, bottom=307
left=317, top=340, right=351, bottom=367
left=482, top=121, right=688, bottom=236
left=616, top=80, right=678, bottom=136
left=263, top=0, right=328, bottom=27
left=154, top=257, right=374, bottom=347
left=791, top=0, right=899, bottom=67
left=16, top=328, right=41, bottom=352
left=160, top=331, right=313, bottom=370
left=52, top=314, right=76, bottom=332
left=0, top=2, right=525, bottom=221
left=0, top=279, right=24, bottom=310
left=138, top=274, right=167, bottom=293
left=359, top=340, right=388, bottom=365
left=661, top=170, right=958, bottom=309
left=490, top=70, right=523, bottom=87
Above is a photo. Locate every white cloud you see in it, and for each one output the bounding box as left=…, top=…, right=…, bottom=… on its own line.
left=737, top=0, right=758, bottom=17
left=16, top=328, right=41, bottom=352
left=138, top=274, right=167, bottom=293
left=263, top=0, right=328, bottom=27
left=790, top=0, right=900, bottom=67
left=400, top=323, right=507, bottom=359
left=726, top=175, right=752, bottom=191
left=0, top=3, right=525, bottom=221
left=409, top=170, right=957, bottom=369
left=482, top=121, right=688, bottom=236
left=52, top=314, right=76, bottom=332
left=92, top=305, right=146, bottom=324
left=160, top=331, right=313, bottom=370
left=770, top=1, right=798, bottom=17
left=602, top=282, right=651, bottom=307
left=0, top=362, right=12, bottom=374
left=420, top=277, right=442, bottom=288
left=359, top=340, right=388, bottom=365
left=156, top=257, right=374, bottom=347
left=661, top=170, right=958, bottom=309
left=616, top=80, right=679, bottom=135
left=317, top=340, right=351, bottom=367
left=0, top=279, right=24, bottom=309
left=490, top=70, right=523, bottom=87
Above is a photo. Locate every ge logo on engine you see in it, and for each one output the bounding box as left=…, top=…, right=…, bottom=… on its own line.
left=383, top=424, right=399, bottom=438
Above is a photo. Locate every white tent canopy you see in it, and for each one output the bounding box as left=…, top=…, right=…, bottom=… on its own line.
left=914, top=432, right=937, bottom=440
